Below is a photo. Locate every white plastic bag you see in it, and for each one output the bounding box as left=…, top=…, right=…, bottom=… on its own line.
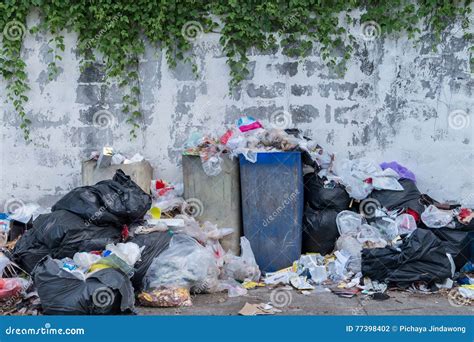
left=201, top=155, right=222, bottom=176
left=336, top=211, right=365, bottom=236
left=333, top=158, right=402, bottom=199
left=8, top=203, right=49, bottom=224
left=123, top=153, right=144, bottom=164
left=105, top=242, right=142, bottom=266
left=421, top=205, right=454, bottom=228
left=73, top=252, right=101, bottom=271
left=144, top=234, right=220, bottom=293
left=335, top=235, right=362, bottom=257
left=372, top=168, right=404, bottom=191
left=356, top=224, right=387, bottom=247
left=333, top=159, right=374, bottom=200
left=222, top=237, right=261, bottom=282
left=395, top=214, right=417, bottom=235
left=111, top=153, right=126, bottom=165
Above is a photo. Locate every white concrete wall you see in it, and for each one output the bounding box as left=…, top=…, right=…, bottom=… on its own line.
left=1, top=12, right=473, bottom=208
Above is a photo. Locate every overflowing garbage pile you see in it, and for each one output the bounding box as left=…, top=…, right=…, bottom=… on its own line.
left=181, top=116, right=473, bottom=305
left=88, top=147, right=145, bottom=168
left=0, top=169, right=262, bottom=314
left=0, top=116, right=473, bottom=315
left=183, top=116, right=317, bottom=176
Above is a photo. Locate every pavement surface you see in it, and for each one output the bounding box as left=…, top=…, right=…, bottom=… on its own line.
left=137, top=287, right=474, bottom=316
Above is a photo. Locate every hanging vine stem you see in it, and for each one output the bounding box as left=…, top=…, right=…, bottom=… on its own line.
left=0, top=15, right=31, bottom=141
left=0, top=1, right=472, bottom=142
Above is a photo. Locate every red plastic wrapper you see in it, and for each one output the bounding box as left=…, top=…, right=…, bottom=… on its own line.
left=0, top=278, right=25, bottom=300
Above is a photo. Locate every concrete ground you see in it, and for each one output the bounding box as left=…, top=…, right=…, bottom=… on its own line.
left=136, top=287, right=474, bottom=316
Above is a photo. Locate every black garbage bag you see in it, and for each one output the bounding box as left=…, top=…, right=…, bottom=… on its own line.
left=33, top=256, right=134, bottom=315
left=361, top=229, right=453, bottom=287
left=13, top=210, right=121, bottom=273
left=302, top=207, right=339, bottom=255
left=129, top=232, right=172, bottom=290
left=370, top=179, right=424, bottom=214
left=304, top=172, right=350, bottom=211
left=52, top=169, right=151, bottom=227
left=424, top=227, right=474, bottom=270
left=11, top=231, right=50, bottom=274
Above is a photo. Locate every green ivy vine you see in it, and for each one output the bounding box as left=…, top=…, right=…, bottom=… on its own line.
left=0, top=0, right=472, bottom=141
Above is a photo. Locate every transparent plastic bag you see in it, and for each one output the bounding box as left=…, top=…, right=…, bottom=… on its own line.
left=347, top=256, right=362, bottom=274
left=222, top=237, right=261, bottom=282
left=372, top=168, right=403, bottom=191
left=105, top=242, right=142, bottom=266
left=395, top=214, right=417, bottom=235
left=73, top=252, right=101, bottom=271
left=335, top=235, right=362, bottom=257
left=0, top=253, right=11, bottom=276
left=334, top=158, right=402, bottom=198
left=173, top=214, right=207, bottom=242
left=233, top=148, right=257, bottom=163
left=333, top=159, right=374, bottom=200
left=143, top=234, right=220, bottom=293
left=0, top=278, right=29, bottom=300
left=218, top=278, right=248, bottom=297
left=373, top=216, right=398, bottom=240
left=201, top=154, right=222, bottom=176
left=421, top=205, right=454, bottom=228
left=356, top=224, right=386, bottom=247
left=336, top=211, right=365, bottom=236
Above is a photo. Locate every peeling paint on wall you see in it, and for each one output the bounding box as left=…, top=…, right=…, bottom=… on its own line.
left=0, top=13, right=473, bottom=207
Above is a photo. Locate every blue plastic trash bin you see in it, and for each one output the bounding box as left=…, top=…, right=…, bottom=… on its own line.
left=239, top=152, right=304, bottom=273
